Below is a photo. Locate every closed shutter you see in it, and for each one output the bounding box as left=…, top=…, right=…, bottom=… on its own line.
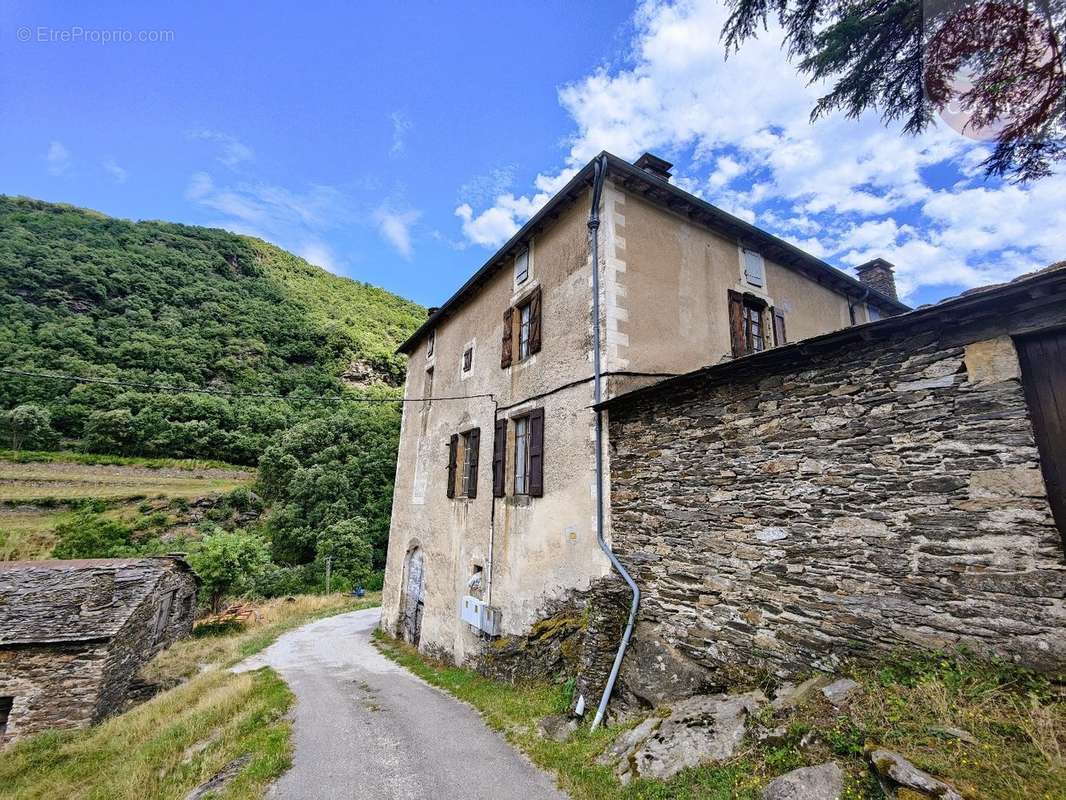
left=743, top=248, right=765, bottom=286
left=772, top=307, right=787, bottom=346
left=529, top=286, right=543, bottom=355
left=528, top=408, right=545, bottom=497
left=728, top=290, right=745, bottom=357
left=501, top=307, right=513, bottom=368
left=446, top=433, right=458, bottom=499
left=466, top=427, right=480, bottom=499
left=492, top=418, right=507, bottom=497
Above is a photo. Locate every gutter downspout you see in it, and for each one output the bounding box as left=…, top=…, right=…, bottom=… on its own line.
left=588, top=153, right=640, bottom=731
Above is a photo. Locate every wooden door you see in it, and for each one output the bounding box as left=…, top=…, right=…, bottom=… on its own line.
left=1016, top=330, right=1066, bottom=549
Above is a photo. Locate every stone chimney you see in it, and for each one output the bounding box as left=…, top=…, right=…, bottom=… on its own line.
left=634, top=152, right=673, bottom=182
left=855, top=258, right=898, bottom=301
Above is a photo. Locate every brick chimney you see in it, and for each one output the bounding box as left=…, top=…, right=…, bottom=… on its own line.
left=855, top=258, right=898, bottom=301
left=633, top=152, right=673, bottom=182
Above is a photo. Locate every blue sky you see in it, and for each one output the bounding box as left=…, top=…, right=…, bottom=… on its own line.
left=2, top=0, right=1063, bottom=309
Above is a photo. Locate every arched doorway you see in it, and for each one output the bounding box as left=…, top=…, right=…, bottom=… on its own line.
left=401, top=546, right=425, bottom=646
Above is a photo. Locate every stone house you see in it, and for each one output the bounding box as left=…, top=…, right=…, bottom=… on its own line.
left=0, top=556, right=198, bottom=744
left=381, top=151, right=907, bottom=669
left=601, top=263, right=1066, bottom=687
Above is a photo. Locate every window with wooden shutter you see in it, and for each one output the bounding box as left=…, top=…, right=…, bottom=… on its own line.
left=772, top=307, right=787, bottom=346
left=528, top=286, right=542, bottom=355
left=492, top=419, right=507, bottom=497
left=528, top=408, right=545, bottom=497
left=501, top=307, right=513, bottom=368
left=446, top=433, right=458, bottom=498
left=465, top=427, right=480, bottom=499
left=742, top=248, right=765, bottom=287
left=728, top=290, right=745, bottom=357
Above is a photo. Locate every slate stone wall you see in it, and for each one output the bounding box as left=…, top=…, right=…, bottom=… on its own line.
left=607, top=309, right=1066, bottom=679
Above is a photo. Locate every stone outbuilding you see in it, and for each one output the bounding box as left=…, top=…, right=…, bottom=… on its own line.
left=0, top=556, right=198, bottom=744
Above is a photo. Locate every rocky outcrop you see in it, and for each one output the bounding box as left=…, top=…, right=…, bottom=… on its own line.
left=599, top=690, right=765, bottom=783
left=762, top=763, right=844, bottom=800
left=868, top=748, right=964, bottom=800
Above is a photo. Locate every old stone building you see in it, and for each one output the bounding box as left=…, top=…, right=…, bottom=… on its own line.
left=0, top=556, right=198, bottom=744
left=601, top=264, right=1066, bottom=682
left=382, top=151, right=906, bottom=670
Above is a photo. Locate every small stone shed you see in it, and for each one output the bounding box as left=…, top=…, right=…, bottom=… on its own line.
left=0, top=556, right=198, bottom=744
left=601, top=264, right=1066, bottom=684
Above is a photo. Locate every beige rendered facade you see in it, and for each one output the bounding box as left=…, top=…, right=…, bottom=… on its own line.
left=381, top=152, right=904, bottom=664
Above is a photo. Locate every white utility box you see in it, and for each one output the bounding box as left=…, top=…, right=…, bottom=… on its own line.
left=460, top=595, right=501, bottom=636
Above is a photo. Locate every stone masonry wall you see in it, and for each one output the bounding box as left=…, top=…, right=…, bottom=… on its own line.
left=608, top=311, right=1066, bottom=679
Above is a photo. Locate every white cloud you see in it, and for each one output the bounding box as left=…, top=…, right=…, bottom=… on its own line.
left=390, top=111, right=413, bottom=157
left=185, top=171, right=214, bottom=200
left=102, top=158, right=127, bottom=184
left=297, top=241, right=340, bottom=271
left=46, top=141, right=70, bottom=175
left=452, top=0, right=1065, bottom=300
left=373, top=205, right=421, bottom=259
left=189, top=129, right=254, bottom=167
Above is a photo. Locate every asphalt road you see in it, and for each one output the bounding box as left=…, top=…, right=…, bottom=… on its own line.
left=234, top=607, right=567, bottom=800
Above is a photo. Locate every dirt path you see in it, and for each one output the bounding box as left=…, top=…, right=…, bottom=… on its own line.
left=234, top=607, right=567, bottom=800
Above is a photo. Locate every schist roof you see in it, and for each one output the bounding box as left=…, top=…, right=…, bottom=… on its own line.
left=398, top=150, right=910, bottom=354
left=0, top=556, right=195, bottom=647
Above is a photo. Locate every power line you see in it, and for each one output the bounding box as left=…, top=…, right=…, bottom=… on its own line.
left=0, top=368, right=495, bottom=404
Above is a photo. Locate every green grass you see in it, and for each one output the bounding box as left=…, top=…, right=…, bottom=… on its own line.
left=373, top=634, right=1066, bottom=800
left=0, top=449, right=250, bottom=471
left=0, top=594, right=378, bottom=800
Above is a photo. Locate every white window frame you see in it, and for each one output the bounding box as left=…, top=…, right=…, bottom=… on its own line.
left=460, top=431, right=475, bottom=498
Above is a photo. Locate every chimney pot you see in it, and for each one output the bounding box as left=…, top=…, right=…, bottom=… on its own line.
left=855, top=258, right=898, bottom=301
left=633, top=152, right=673, bottom=182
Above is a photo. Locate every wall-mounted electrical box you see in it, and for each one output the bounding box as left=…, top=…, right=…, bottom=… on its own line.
left=460, top=595, right=502, bottom=636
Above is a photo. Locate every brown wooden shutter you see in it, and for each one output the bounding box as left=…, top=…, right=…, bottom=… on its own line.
left=529, top=286, right=542, bottom=355
left=466, top=427, right=480, bottom=499
left=492, top=418, right=507, bottom=497
left=772, top=307, right=787, bottom=346
left=727, top=290, right=745, bottom=357
left=501, top=307, right=513, bottom=368
left=446, top=433, right=458, bottom=499
left=528, top=408, right=545, bottom=497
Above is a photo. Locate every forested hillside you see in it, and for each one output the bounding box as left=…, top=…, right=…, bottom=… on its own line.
left=0, top=196, right=424, bottom=590
left=0, top=195, right=423, bottom=463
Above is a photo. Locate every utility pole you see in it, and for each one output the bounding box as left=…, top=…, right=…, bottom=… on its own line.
left=325, top=556, right=332, bottom=595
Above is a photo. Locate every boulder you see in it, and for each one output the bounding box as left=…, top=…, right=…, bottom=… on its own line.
left=596, top=716, right=661, bottom=766
left=821, top=678, right=861, bottom=707
left=762, top=763, right=845, bottom=800
left=622, top=690, right=765, bottom=781
left=617, top=626, right=717, bottom=708
left=771, top=675, right=833, bottom=711
left=868, top=748, right=964, bottom=800
left=536, top=713, right=578, bottom=742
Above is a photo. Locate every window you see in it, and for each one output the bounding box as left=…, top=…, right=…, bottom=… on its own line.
left=0, top=697, right=13, bottom=738
left=727, top=291, right=769, bottom=358
left=515, top=247, right=530, bottom=285
left=462, top=346, right=473, bottom=373
left=742, top=248, right=765, bottom=287
left=868, top=305, right=882, bottom=322
left=514, top=416, right=530, bottom=494
left=424, top=367, right=434, bottom=400
left=501, top=287, right=541, bottom=368
left=512, top=408, right=544, bottom=497
left=447, top=427, right=480, bottom=499
left=427, top=330, right=435, bottom=358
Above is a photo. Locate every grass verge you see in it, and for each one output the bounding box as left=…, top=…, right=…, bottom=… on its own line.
left=0, top=449, right=249, bottom=471
left=0, top=594, right=380, bottom=800
left=373, top=634, right=1065, bottom=800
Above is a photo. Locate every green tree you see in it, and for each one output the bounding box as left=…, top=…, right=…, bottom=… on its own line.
left=723, top=0, right=1066, bottom=181
left=2, top=403, right=59, bottom=451
left=316, top=517, right=374, bottom=590
left=188, top=528, right=273, bottom=610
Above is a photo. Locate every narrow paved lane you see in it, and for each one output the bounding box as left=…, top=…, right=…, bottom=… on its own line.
left=234, top=607, right=567, bottom=800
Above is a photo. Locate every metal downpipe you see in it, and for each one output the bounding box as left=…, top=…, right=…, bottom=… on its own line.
left=588, top=154, right=640, bottom=731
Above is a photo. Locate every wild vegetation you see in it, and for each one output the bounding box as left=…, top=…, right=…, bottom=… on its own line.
left=0, top=594, right=376, bottom=800
left=0, top=196, right=423, bottom=594
left=374, top=635, right=1066, bottom=800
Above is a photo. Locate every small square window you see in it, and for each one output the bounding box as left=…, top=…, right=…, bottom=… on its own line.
left=515, top=248, right=530, bottom=285
left=462, top=346, right=473, bottom=372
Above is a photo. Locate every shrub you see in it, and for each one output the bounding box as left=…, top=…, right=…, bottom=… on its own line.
left=53, top=510, right=136, bottom=559
left=2, top=404, right=59, bottom=451
left=188, top=528, right=272, bottom=610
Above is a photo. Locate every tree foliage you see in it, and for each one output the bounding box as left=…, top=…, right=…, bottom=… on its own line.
left=187, top=528, right=273, bottom=610
left=723, top=0, right=1066, bottom=181
left=2, top=403, right=58, bottom=451
left=0, top=196, right=424, bottom=463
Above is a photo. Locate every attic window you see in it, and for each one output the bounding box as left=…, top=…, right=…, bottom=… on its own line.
left=742, top=248, right=765, bottom=288
left=0, top=697, right=13, bottom=737
left=463, top=346, right=473, bottom=373
left=515, top=248, right=530, bottom=285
